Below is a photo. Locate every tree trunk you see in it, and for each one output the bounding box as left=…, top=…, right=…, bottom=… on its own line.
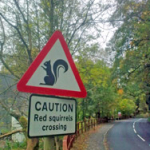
left=26, top=138, right=39, bottom=150
left=19, top=116, right=39, bottom=150
left=55, top=136, right=60, bottom=150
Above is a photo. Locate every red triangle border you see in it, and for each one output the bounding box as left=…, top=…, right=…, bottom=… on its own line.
left=17, top=30, right=87, bottom=98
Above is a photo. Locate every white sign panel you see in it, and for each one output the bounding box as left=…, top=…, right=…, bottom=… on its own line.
left=28, top=94, right=76, bottom=138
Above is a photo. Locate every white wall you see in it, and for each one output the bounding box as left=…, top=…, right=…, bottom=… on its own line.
left=11, top=117, right=25, bottom=142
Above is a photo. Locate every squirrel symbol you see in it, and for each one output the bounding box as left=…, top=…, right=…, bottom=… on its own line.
left=41, top=59, right=68, bottom=86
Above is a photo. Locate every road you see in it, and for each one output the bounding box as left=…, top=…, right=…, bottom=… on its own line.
left=107, top=118, right=150, bottom=150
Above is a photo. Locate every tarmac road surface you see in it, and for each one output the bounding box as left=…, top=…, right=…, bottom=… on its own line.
left=107, top=118, right=150, bottom=150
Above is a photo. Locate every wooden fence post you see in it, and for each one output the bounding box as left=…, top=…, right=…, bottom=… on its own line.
left=63, top=136, right=68, bottom=150
left=77, top=122, right=80, bottom=136
left=84, top=120, right=86, bottom=132
left=81, top=122, right=83, bottom=133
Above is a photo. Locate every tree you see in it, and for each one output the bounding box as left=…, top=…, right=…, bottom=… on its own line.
left=75, top=45, right=117, bottom=120
left=108, top=0, right=150, bottom=115
left=0, top=0, right=112, bottom=149
left=118, top=98, right=136, bottom=117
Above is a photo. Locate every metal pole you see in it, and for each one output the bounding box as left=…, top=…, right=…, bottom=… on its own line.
left=44, top=136, right=55, bottom=150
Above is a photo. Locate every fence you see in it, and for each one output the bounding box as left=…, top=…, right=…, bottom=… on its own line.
left=63, top=118, right=107, bottom=150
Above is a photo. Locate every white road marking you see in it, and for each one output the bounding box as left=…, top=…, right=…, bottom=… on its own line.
left=137, top=134, right=145, bottom=142
left=133, top=118, right=146, bottom=142
left=133, top=129, right=137, bottom=133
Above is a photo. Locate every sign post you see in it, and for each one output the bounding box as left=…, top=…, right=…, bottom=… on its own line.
left=28, top=95, right=76, bottom=137
left=17, top=31, right=87, bottom=150
left=44, top=137, right=55, bottom=150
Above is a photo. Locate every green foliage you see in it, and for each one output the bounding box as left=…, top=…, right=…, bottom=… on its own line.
left=0, top=2, right=143, bottom=149
left=118, top=98, right=136, bottom=117
left=1, top=128, right=10, bottom=134
left=19, top=116, right=28, bottom=139
left=1, top=141, right=26, bottom=150
left=109, top=0, right=150, bottom=115
left=75, top=46, right=118, bottom=120
left=136, top=113, right=149, bottom=118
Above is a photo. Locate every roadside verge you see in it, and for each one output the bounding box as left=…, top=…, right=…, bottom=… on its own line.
left=86, top=122, right=114, bottom=150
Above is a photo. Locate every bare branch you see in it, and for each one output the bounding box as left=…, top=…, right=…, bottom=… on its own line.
left=0, top=13, right=33, bottom=64
left=127, top=65, right=142, bottom=78
left=0, top=17, right=6, bottom=46
left=67, top=1, right=94, bottom=47
left=0, top=20, right=20, bottom=79
left=0, top=18, right=20, bottom=79
left=71, top=27, right=88, bottom=55
left=0, top=56, right=20, bottom=79
left=0, top=101, right=21, bottom=121
left=13, top=0, right=28, bottom=24
left=0, top=129, right=22, bottom=139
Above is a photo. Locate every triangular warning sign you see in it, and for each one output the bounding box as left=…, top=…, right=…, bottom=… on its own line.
left=17, top=30, right=87, bottom=98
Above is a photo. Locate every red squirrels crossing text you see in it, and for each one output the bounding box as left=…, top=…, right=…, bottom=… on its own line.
left=33, top=101, right=74, bottom=132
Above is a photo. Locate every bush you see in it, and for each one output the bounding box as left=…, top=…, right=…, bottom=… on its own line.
left=135, top=113, right=149, bottom=118
left=3, top=140, right=26, bottom=150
